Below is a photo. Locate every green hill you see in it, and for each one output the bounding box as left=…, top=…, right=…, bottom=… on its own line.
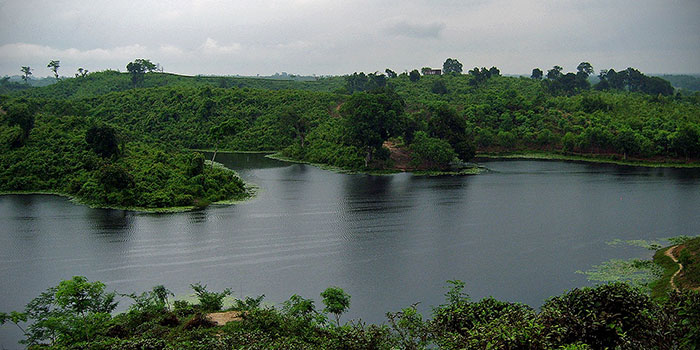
left=1, top=68, right=699, bottom=209
left=3, top=70, right=344, bottom=100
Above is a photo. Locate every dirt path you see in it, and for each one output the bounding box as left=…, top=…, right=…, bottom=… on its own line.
left=206, top=311, right=242, bottom=326
left=383, top=141, right=412, bottom=171
left=665, top=246, right=682, bottom=291
left=331, top=102, right=344, bottom=118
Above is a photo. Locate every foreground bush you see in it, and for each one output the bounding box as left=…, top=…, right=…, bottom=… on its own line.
left=2, top=278, right=698, bottom=349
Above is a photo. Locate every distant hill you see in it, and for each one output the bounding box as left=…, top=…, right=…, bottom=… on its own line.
left=3, top=71, right=345, bottom=99
left=654, top=74, right=700, bottom=92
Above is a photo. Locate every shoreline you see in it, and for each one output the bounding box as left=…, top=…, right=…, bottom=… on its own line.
left=266, top=153, right=484, bottom=176
left=476, top=152, right=700, bottom=168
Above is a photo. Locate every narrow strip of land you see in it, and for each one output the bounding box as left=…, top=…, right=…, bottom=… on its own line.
left=664, top=246, right=682, bottom=291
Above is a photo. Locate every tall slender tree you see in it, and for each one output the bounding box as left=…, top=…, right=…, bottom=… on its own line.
left=47, top=60, right=60, bottom=80
left=20, top=66, right=32, bottom=84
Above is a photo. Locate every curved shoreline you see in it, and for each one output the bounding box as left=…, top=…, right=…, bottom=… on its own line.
left=0, top=162, right=258, bottom=213
left=266, top=153, right=484, bottom=176
left=476, top=152, right=700, bottom=168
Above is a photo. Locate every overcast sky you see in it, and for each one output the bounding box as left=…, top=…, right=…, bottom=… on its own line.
left=1, top=0, right=698, bottom=78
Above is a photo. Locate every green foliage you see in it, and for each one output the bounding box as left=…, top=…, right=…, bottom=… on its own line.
left=4, top=101, right=35, bottom=142
left=3, top=279, right=700, bottom=349
left=232, top=295, right=265, bottom=311
left=345, top=72, right=387, bottom=93
left=409, top=131, right=456, bottom=169
left=126, top=59, right=157, bottom=86
left=341, top=91, right=405, bottom=166
left=188, top=152, right=205, bottom=176
left=85, top=124, right=120, bottom=158
left=386, top=304, right=429, bottom=349
left=190, top=283, right=232, bottom=312
left=409, top=69, right=420, bottom=82
left=430, top=280, right=549, bottom=349
left=442, top=58, right=463, bottom=75
left=126, top=285, right=173, bottom=312
left=12, top=276, right=118, bottom=346
left=321, top=287, right=351, bottom=326
left=676, top=237, right=700, bottom=289
left=430, top=79, right=447, bottom=94
left=664, top=290, right=700, bottom=349
left=539, top=282, right=665, bottom=349
left=0, top=108, right=249, bottom=208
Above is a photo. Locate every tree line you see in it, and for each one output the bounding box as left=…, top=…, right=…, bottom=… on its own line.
left=1, top=276, right=698, bottom=349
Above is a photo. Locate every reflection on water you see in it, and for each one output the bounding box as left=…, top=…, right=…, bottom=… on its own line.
left=187, top=210, right=209, bottom=224
left=1, top=155, right=700, bottom=348
left=212, top=152, right=290, bottom=172
left=89, top=209, right=133, bottom=233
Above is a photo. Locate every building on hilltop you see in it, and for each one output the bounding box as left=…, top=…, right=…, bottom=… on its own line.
left=423, top=68, right=442, bottom=76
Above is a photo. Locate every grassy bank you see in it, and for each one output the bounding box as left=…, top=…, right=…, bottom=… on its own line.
left=476, top=151, right=700, bottom=168
left=651, top=246, right=680, bottom=299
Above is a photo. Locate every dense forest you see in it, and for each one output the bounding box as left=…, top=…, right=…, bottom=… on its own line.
left=1, top=251, right=698, bottom=349
left=2, top=59, right=700, bottom=209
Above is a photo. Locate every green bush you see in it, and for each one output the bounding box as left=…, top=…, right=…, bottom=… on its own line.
left=409, top=131, right=456, bottom=169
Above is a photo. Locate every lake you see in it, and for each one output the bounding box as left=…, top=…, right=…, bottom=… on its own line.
left=1, top=153, right=699, bottom=347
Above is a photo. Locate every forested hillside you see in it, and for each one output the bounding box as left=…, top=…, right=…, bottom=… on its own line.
left=1, top=64, right=699, bottom=209
left=3, top=70, right=344, bottom=100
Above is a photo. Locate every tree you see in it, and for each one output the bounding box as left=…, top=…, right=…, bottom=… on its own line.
left=341, top=90, right=405, bottom=166
left=47, top=60, right=60, bottom=80
left=346, top=72, right=368, bottom=93
left=670, top=124, right=700, bottom=159
left=546, top=66, right=563, bottom=80
left=188, top=152, right=206, bottom=176
left=280, top=108, right=310, bottom=148
left=421, top=67, right=432, bottom=75
left=428, top=103, right=475, bottom=161
left=209, top=119, right=243, bottom=164
left=385, top=68, right=397, bottom=78
left=468, top=67, right=493, bottom=86
left=431, top=79, right=447, bottom=94
left=614, top=128, right=641, bottom=159
left=5, top=102, right=36, bottom=142
left=488, top=66, right=500, bottom=77
left=75, top=68, right=88, bottom=78
left=126, top=59, right=156, bottom=85
left=20, top=66, right=32, bottom=84
left=190, top=283, right=232, bottom=311
left=85, top=125, right=119, bottom=158
left=443, top=58, right=463, bottom=75
left=14, top=276, right=118, bottom=345
left=409, top=69, right=421, bottom=82
left=321, top=286, right=350, bottom=326
left=410, top=131, right=456, bottom=169
left=531, top=68, right=543, bottom=80
left=345, top=72, right=386, bottom=93
left=55, top=276, right=117, bottom=317
left=576, top=62, right=593, bottom=76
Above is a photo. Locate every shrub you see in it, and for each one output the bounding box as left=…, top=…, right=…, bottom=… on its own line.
left=539, top=282, right=665, bottom=349
left=190, top=283, right=232, bottom=312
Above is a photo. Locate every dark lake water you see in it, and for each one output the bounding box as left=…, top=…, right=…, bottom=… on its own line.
left=2, top=153, right=700, bottom=347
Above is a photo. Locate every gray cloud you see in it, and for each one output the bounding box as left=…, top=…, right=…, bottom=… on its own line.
left=385, top=21, right=446, bottom=39
left=0, top=0, right=698, bottom=76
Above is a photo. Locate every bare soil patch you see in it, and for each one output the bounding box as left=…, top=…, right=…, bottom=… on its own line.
left=383, top=141, right=412, bottom=171
left=206, top=311, right=243, bottom=326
